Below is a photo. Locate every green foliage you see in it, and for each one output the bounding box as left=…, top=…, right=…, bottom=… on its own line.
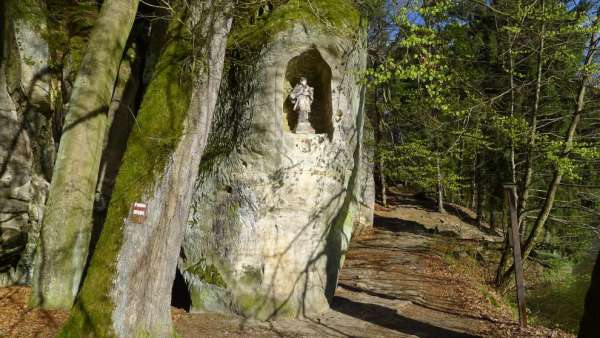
left=365, top=0, right=481, bottom=197
left=367, top=0, right=600, bottom=261
left=7, top=0, right=47, bottom=27
left=383, top=141, right=463, bottom=193
left=526, top=256, right=595, bottom=333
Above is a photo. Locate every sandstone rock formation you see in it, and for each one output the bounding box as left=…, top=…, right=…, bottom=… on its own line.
left=180, top=2, right=372, bottom=319
left=353, top=116, right=375, bottom=237
left=0, top=0, right=52, bottom=286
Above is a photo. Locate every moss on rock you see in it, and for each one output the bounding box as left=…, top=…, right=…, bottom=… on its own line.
left=240, top=265, right=262, bottom=286
left=236, top=292, right=294, bottom=319
left=230, top=0, right=362, bottom=53
left=186, top=259, right=227, bottom=288
left=7, top=0, right=47, bottom=28
left=45, top=1, right=99, bottom=78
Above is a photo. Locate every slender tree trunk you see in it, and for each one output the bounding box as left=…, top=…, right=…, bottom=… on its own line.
left=373, top=98, right=387, bottom=206
left=473, top=146, right=483, bottom=224
left=471, top=159, right=477, bottom=210
left=496, top=6, right=545, bottom=286
left=496, top=51, right=520, bottom=286
left=496, top=235, right=510, bottom=285
left=517, top=8, right=545, bottom=232
left=30, top=0, right=140, bottom=309
left=497, top=28, right=597, bottom=289
left=495, top=192, right=511, bottom=286
left=436, top=155, right=445, bottom=213
left=58, top=3, right=232, bottom=336
left=476, top=179, right=484, bottom=225
left=509, top=46, right=518, bottom=194
left=378, top=157, right=387, bottom=206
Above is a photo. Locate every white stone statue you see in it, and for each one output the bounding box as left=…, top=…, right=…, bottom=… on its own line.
left=290, top=77, right=315, bottom=134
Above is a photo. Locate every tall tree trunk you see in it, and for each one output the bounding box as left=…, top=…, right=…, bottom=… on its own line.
left=436, top=155, right=445, bottom=213
left=471, top=153, right=477, bottom=209
left=58, top=3, right=232, bottom=337
left=378, top=155, right=387, bottom=206
left=496, top=5, right=545, bottom=286
left=473, top=150, right=483, bottom=224
left=373, top=98, right=387, bottom=206
left=517, top=4, right=545, bottom=231
left=496, top=50, right=521, bottom=287
left=579, top=251, right=600, bottom=338
left=31, top=0, right=140, bottom=309
left=497, top=28, right=597, bottom=289
left=476, top=178, right=484, bottom=225
left=509, top=46, right=518, bottom=193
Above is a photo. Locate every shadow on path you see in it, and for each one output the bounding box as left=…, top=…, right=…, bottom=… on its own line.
left=331, top=296, right=480, bottom=338
left=375, top=214, right=462, bottom=239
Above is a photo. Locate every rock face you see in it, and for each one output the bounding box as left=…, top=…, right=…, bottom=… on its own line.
left=0, top=0, right=52, bottom=286
left=351, top=113, right=375, bottom=238
left=181, top=9, right=371, bottom=318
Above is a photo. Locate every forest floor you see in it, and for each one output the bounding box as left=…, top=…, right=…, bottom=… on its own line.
left=0, top=190, right=574, bottom=337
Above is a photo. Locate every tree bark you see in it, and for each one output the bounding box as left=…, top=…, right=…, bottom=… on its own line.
left=517, top=2, right=544, bottom=232
left=471, top=153, right=477, bottom=209
left=373, top=97, right=387, bottom=206
left=58, top=3, right=232, bottom=336
left=476, top=179, right=483, bottom=225
left=579, top=251, right=600, bottom=338
left=31, top=0, right=140, bottom=309
left=436, top=155, right=445, bottom=213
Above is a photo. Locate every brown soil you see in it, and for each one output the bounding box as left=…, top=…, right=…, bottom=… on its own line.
left=0, top=193, right=574, bottom=337
left=0, top=286, right=68, bottom=337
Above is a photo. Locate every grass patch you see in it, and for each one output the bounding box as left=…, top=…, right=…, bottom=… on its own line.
left=525, top=258, right=592, bottom=333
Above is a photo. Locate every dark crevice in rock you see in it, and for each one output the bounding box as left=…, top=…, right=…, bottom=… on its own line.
left=172, top=267, right=192, bottom=312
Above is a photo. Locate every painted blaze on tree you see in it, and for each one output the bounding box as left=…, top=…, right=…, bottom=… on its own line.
left=129, top=202, right=147, bottom=224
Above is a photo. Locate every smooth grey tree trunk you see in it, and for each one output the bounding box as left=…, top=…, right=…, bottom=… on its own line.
left=31, top=0, right=140, bottom=309
left=58, top=3, right=232, bottom=336
left=436, top=156, right=445, bottom=213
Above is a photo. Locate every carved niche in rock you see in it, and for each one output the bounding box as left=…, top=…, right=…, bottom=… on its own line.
left=283, top=49, right=333, bottom=137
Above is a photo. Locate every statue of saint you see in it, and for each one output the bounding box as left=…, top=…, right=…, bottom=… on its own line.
left=290, top=77, right=315, bottom=134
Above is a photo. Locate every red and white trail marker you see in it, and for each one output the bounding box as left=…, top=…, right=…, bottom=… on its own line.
left=129, top=202, right=147, bottom=224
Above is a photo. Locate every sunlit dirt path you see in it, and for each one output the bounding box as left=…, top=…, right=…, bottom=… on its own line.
left=174, top=219, right=494, bottom=338
left=175, top=193, right=572, bottom=338
left=0, top=193, right=572, bottom=337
